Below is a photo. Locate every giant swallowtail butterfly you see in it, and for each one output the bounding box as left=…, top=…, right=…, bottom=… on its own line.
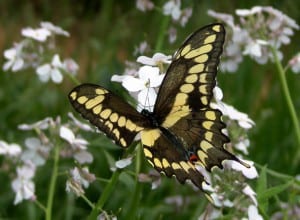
left=69, top=23, right=249, bottom=192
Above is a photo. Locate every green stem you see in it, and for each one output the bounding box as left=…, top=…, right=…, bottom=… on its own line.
left=154, top=16, right=170, bottom=52
left=87, top=170, right=120, bottom=220
left=66, top=72, right=81, bottom=85
left=45, top=142, right=60, bottom=220
left=271, top=47, right=300, bottom=165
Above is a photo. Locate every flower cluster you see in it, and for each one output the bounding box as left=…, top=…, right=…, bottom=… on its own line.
left=0, top=114, right=95, bottom=204
left=112, top=53, right=171, bottom=112
left=3, top=21, right=78, bottom=83
left=208, top=6, right=299, bottom=73
left=136, top=0, right=193, bottom=43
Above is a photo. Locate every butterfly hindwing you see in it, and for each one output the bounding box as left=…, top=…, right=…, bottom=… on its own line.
left=69, top=84, right=149, bottom=148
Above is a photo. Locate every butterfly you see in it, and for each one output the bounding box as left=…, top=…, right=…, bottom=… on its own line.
left=69, top=23, right=249, bottom=192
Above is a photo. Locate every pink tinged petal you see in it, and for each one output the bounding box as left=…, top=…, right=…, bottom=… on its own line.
left=60, top=126, right=75, bottom=143
left=248, top=205, right=263, bottom=220
left=51, top=68, right=63, bottom=83
left=122, top=76, right=145, bottom=92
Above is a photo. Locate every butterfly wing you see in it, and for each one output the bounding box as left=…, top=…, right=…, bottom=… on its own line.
left=69, top=83, right=150, bottom=148
left=141, top=24, right=247, bottom=190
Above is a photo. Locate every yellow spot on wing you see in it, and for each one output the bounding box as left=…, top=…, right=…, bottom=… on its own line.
left=194, top=54, right=209, bottom=63
left=120, top=138, right=127, bottom=147
left=199, top=73, right=208, bottom=83
left=109, top=113, right=119, bottom=122
left=100, top=109, right=112, bottom=119
left=141, top=129, right=161, bottom=146
left=205, top=111, right=216, bottom=120
left=69, top=91, right=77, bottom=100
left=184, top=45, right=213, bottom=59
left=171, top=162, right=181, bottom=170
left=174, top=93, right=188, bottom=106
left=92, top=105, right=102, bottom=114
left=203, top=121, right=213, bottom=130
left=180, top=161, right=191, bottom=172
left=199, top=85, right=208, bottom=95
left=185, top=74, right=198, bottom=83
left=125, top=119, right=136, bottom=131
left=204, top=34, right=216, bottom=44
left=112, top=128, right=120, bottom=139
left=200, top=96, right=208, bottom=106
left=77, top=96, right=88, bottom=104
left=85, top=95, right=104, bottom=109
left=180, top=44, right=191, bottom=56
left=143, top=148, right=153, bottom=158
left=200, top=140, right=214, bottom=152
left=104, top=120, right=113, bottom=131
left=189, top=63, right=204, bottom=73
left=197, top=151, right=208, bottom=164
left=180, top=84, right=194, bottom=93
left=162, top=106, right=189, bottom=128
left=204, top=131, right=214, bottom=142
left=212, top=25, right=221, bottom=32
left=154, top=158, right=162, bottom=168
left=118, top=116, right=126, bottom=127
left=162, top=158, right=170, bottom=168
left=95, top=88, right=107, bottom=95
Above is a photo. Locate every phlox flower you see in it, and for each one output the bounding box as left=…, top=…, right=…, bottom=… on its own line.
left=11, top=162, right=36, bottom=204
left=137, top=52, right=171, bottom=66
left=36, top=54, right=64, bottom=83
left=163, top=0, right=181, bottom=21
left=0, top=140, right=22, bottom=157
left=40, top=21, right=70, bottom=37
left=136, top=0, right=154, bottom=12
left=21, top=27, right=51, bottom=42
left=60, top=126, right=93, bottom=164
left=3, top=42, right=25, bottom=72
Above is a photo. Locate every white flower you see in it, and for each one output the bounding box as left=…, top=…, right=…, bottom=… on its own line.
left=121, top=65, right=164, bottom=111
left=207, top=10, right=235, bottom=28
left=36, top=54, right=64, bottom=83
left=0, top=141, right=22, bottom=157
left=229, top=160, right=258, bottom=179
left=40, top=21, right=70, bottom=36
left=60, top=126, right=93, bottom=164
left=18, top=117, right=53, bottom=130
left=248, top=204, right=263, bottom=220
left=21, top=27, right=51, bottom=42
left=68, top=112, right=94, bottom=132
left=243, top=39, right=268, bottom=58
left=168, top=27, right=177, bottom=43
left=243, top=185, right=258, bottom=206
left=137, top=52, right=171, bottom=66
left=235, top=138, right=250, bottom=155
left=115, top=157, right=132, bottom=169
left=179, top=7, right=193, bottom=26
left=236, top=6, right=263, bottom=16
left=21, top=137, right=50, bottom=166
left=136, top=0, right=154, bottom=12
left=66, top=167, right=95, bottom=196
left=3, top=43, right=25, bottom=72
left=11, top=162, right=36, bottom=204
left=163, top=0, right=181, bottom=21
left=134, top=41, right=149, bottom=55
left=217, top=102, right=255, bottom=129
left=60, top=126, right=88, bottom=149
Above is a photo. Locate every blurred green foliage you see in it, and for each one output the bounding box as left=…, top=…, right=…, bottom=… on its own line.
left=0, top=0, right=300, bottom=219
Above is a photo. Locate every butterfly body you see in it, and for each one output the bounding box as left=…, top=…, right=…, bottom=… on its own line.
left=69, top=23, right=248, bottom=191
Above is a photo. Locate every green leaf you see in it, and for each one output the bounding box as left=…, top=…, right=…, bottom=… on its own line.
left=257, top=180, right=293, bottom=203
left=256, top=165, right=268, bottom=212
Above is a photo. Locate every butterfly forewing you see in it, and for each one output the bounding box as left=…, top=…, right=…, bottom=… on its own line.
left=69, top=84, right=150, bottom=148
left=153, top=23, right=225, bottom=122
